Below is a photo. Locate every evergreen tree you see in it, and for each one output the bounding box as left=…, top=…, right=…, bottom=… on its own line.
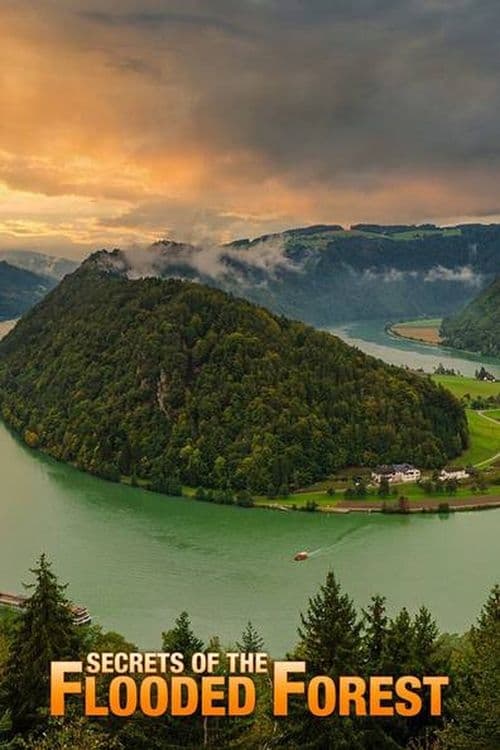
left=298, top=570, right=362, bottom=674
left=478, top=583, right=500, bottom=629
left=236, top=621, right=265, bottom=653
left=362, top=594, right=388, bottom=672
left=413, top=606, right=440, bottom=673
left=439, top=585, right=500, bottom=750
left=384, top=607, right=415, bottom=674
left=1, top=555, right=80, bottom=734
left=278, top=572, right=369, bottom=749
left=161, top=611, right=203, bottom=667
left=17, top=718, right=119, bottom=750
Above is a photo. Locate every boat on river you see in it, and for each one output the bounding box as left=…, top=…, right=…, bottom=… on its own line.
left=293, top=551, right=309, bottom=561
left=0, top=591, right=91, bottom=625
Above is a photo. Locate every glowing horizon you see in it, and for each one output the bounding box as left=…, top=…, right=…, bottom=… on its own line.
left=2, top=1, right=500, bottom=260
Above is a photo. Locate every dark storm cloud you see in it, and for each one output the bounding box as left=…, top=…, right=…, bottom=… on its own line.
left=2, top=0, right=500, bottom=253
left=76, top=0, right=500, bottom=184
left=80, top=8, right=252, bottom=38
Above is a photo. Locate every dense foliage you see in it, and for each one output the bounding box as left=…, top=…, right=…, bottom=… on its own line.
left=0, top=261, right=55, bottom=321
left=0, top=555, right=80, bottom=733
left=0, top=262, right=467, bottom=494
left=441, top=277, right=500, bottom=357
left=0, top=557, right=498, bottom=749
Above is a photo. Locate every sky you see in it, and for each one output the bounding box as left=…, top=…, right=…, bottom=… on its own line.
left=1, top=0, right=500, bottom=259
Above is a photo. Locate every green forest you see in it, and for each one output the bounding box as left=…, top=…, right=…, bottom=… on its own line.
left=441, top=277, right=500, bottom=357
left=0, top=556, right=498, bottom=749
left=0, top=262, right=468, bottom=495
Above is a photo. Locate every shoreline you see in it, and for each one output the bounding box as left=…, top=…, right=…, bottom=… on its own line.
left=385, top=321, right=499, bottom=362
left=332, top=494, right=500, bottom=513
left=259, top=494, right=500, bottom=515
left=2, top=418, right=499, bottom=517
left=385, top=321, right=442, bottom=348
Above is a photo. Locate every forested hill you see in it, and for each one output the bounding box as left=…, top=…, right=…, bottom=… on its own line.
left=0, top=258, right=467, bottom=494
left=440, top=277, right=500, bottom=357
left=125, top=223, right=500, bottom=325
left=0, top=261, right=55, bottom=320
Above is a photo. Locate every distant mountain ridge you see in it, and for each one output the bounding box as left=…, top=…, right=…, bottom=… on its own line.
left=1, top=223, right=498, bottom=325
left=441, top=277, right=500, bottom=357
left=0, top=261, right=56, bottom=320
left=0, top=250, right=78, bottom=281
left=98, top=223, right=500, bottom=326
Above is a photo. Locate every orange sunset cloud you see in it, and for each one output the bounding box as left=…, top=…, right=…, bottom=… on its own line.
left=1, top=1, right=500, bottom=257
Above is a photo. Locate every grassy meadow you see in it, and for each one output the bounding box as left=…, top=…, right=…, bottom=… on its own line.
left=432, top=374, right=500, bottom=399
left=257, top=373, right=500, bottom=508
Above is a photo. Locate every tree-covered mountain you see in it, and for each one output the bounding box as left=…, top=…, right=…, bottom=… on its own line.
left=440, top=277, right=500, bottom=357
left=115, top=223, right=500, bottom=326
left=0, top=255, right=467, bottom=493
left=0, top=261, right=56, bottom=321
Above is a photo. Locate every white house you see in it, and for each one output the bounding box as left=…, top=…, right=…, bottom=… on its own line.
left=371, top=464, right=421, bottom=484
left=439, top=468, right=470, bottom=481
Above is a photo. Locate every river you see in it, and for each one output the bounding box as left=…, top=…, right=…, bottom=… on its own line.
left=329, top=319, right=500, bottom=378
left=0, top=319, right=499, bottom=654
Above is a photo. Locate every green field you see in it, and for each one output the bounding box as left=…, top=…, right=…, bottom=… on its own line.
left=390, top=228, right=461, bottom=241
left=449, top=410, right=500, bottom=467
left=432, top=374, right=500, bottom=399
left=253, top=479, right=500, bottom=510
left=395, top=318, right=442, bottom=328
left=430, top=376, right=500, bottom=466
left=277, top=375, right=500, bottom=504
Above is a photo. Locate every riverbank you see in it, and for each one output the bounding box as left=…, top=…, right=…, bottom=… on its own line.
left=387, top=319, right=442, bottom=346
left=2, top=319, right=499, bottom=520
left=334, top=495, right=500, bottom=513
left=3, top=414, right=499, bottom=518
left=257, top=493, right=500, bottom=515
left=0, top=357, right=499, bottom=653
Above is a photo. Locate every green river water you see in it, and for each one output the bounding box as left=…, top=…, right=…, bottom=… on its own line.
left=0, top=319, right=499, bottom=654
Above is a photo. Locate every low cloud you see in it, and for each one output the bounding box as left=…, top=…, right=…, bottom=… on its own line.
left=360, top=265, right=485, bottom=286
left=361, top=268, right=419, bottom=283
left=122, top=234, right=302, bottom=283
left=424, top=265, right=483, bottom=285
left=119, top=244, right=488, bottom=291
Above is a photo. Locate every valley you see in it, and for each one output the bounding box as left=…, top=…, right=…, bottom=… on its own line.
left=0, top=319, right=498, bottom=653
left=91, top=224, right=500, bottom=326
left=0, top=249, right=497, bottom=655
